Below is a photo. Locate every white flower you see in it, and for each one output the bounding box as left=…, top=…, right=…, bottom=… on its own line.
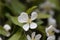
left=46, top=25, right=54, bottom=36
left=0, top=37, right=2, bottom=40
left=46, top=25, right=60, bottom=37
left=40, top=1, right=55, bottom=10
left=18, top=12, right=38, bottom=31
left=3, top=24, right=11, bottom=31
left=40, top=1, right=55, bottom=15
left=27, top=32, right=42, bottom=40
left=3, top=24, right=11, bottom=37
left=48, top=17, right=56, bottom=27
left=46, top=25, right=56, bottom=40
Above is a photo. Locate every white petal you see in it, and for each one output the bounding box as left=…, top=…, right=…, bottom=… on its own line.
left=30, top=22, right=37, bottom=29
left=18, top=12, right=28, bottom=23
left=45, top=25, right=55, bottom=36
left=48, top=17, right=56, bottom=27
left=31, top=32, right=36, bottom=38
left=35, top=34, right=42, bottom=40
left=23, top=24, right=29, bottom=31
left=53, top=27, right=60, bottom=33
left=47, top=35, right=55, bottom=40
left=3, top=24, right=11, bottom=31
left=45, top=28, right=50, bottom=36
left=0, top=37, right=2, bottom=40
left=27, top=35, right=31, bottom=40
left=49, top=10, right=54, bottom=16
left=46, top=25, right=53, bottom=32
left=31, top=12, right=38, bottom=20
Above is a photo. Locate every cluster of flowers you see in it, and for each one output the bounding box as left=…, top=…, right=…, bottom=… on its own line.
left=0, top=24, right=11, bottom=40
left=17, top=0, right=60, bottom=40
left=0, top=0, right=60, bottom=40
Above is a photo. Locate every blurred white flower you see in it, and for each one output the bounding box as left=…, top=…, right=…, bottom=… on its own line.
left=40, top=1, right=56, bottom=10
left=3, top=24, right=11, bottom=31
left=27, top=32, right=42, bottom=40
left=46, top=25, right=60, bottom=37
left=48, top=17, right=56, bottom=27
left=0, top=37, right=2, bottom=40
left=18, top=12, right=38, bottom=31
left=40, top=1, right=55, bottom=14
left=3, top=24, right=11, bottom=37
left=46, top=25, right=55, bottom=40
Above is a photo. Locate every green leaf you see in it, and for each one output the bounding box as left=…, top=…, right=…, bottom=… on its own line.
left=26, top=6, right=37, bottom=14
left=0, top=26, right=8, bottom=36
left=10, top=16, right=23, bottom=27
left=5, top=13, right=23, bottom=27
left=37, top=26, right=46, bottom=40
left=6, top=0, right=26, bottom=16
left=19, top=32, right=27, bottom=40
left=9, top=28, right=27, bottom=40
left=8, top=29, right=22, bottom=40
left=38, top=13, right=50, bottom=19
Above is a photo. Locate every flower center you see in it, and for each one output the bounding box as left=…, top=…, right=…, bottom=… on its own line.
left=27, top=19, right=32, bottom=24
left=32, top=38, right=35, bottom=40
left=48, top=30, right=54, bottom=36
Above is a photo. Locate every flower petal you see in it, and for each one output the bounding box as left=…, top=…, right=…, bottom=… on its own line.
left=31, top=12, right=38, bottom=20
left=49, top=10, right=54, bottom=16
left=45, top=25, right=55, bottom=36
left=27, top=35, right=31, bottom=40
left=48, top=17, right=56, bottom=27
left=3, top=24, right=11, bottom=31
left=18, top=12, right=28, bottom=23
left=47, top=35, right=55, bottom=40
left=53, top=27, right=60, bottom=33
left=46, top=25, right=53, bottom=32
left=0, top=37, right=2, bottom=40
left=30, top=22, right=37, bottom=29
left=31, top=32, right=36, bottom=39
left=35, top=34, right=42, bottom=40
left=23, top=24, right=29, bottom=31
